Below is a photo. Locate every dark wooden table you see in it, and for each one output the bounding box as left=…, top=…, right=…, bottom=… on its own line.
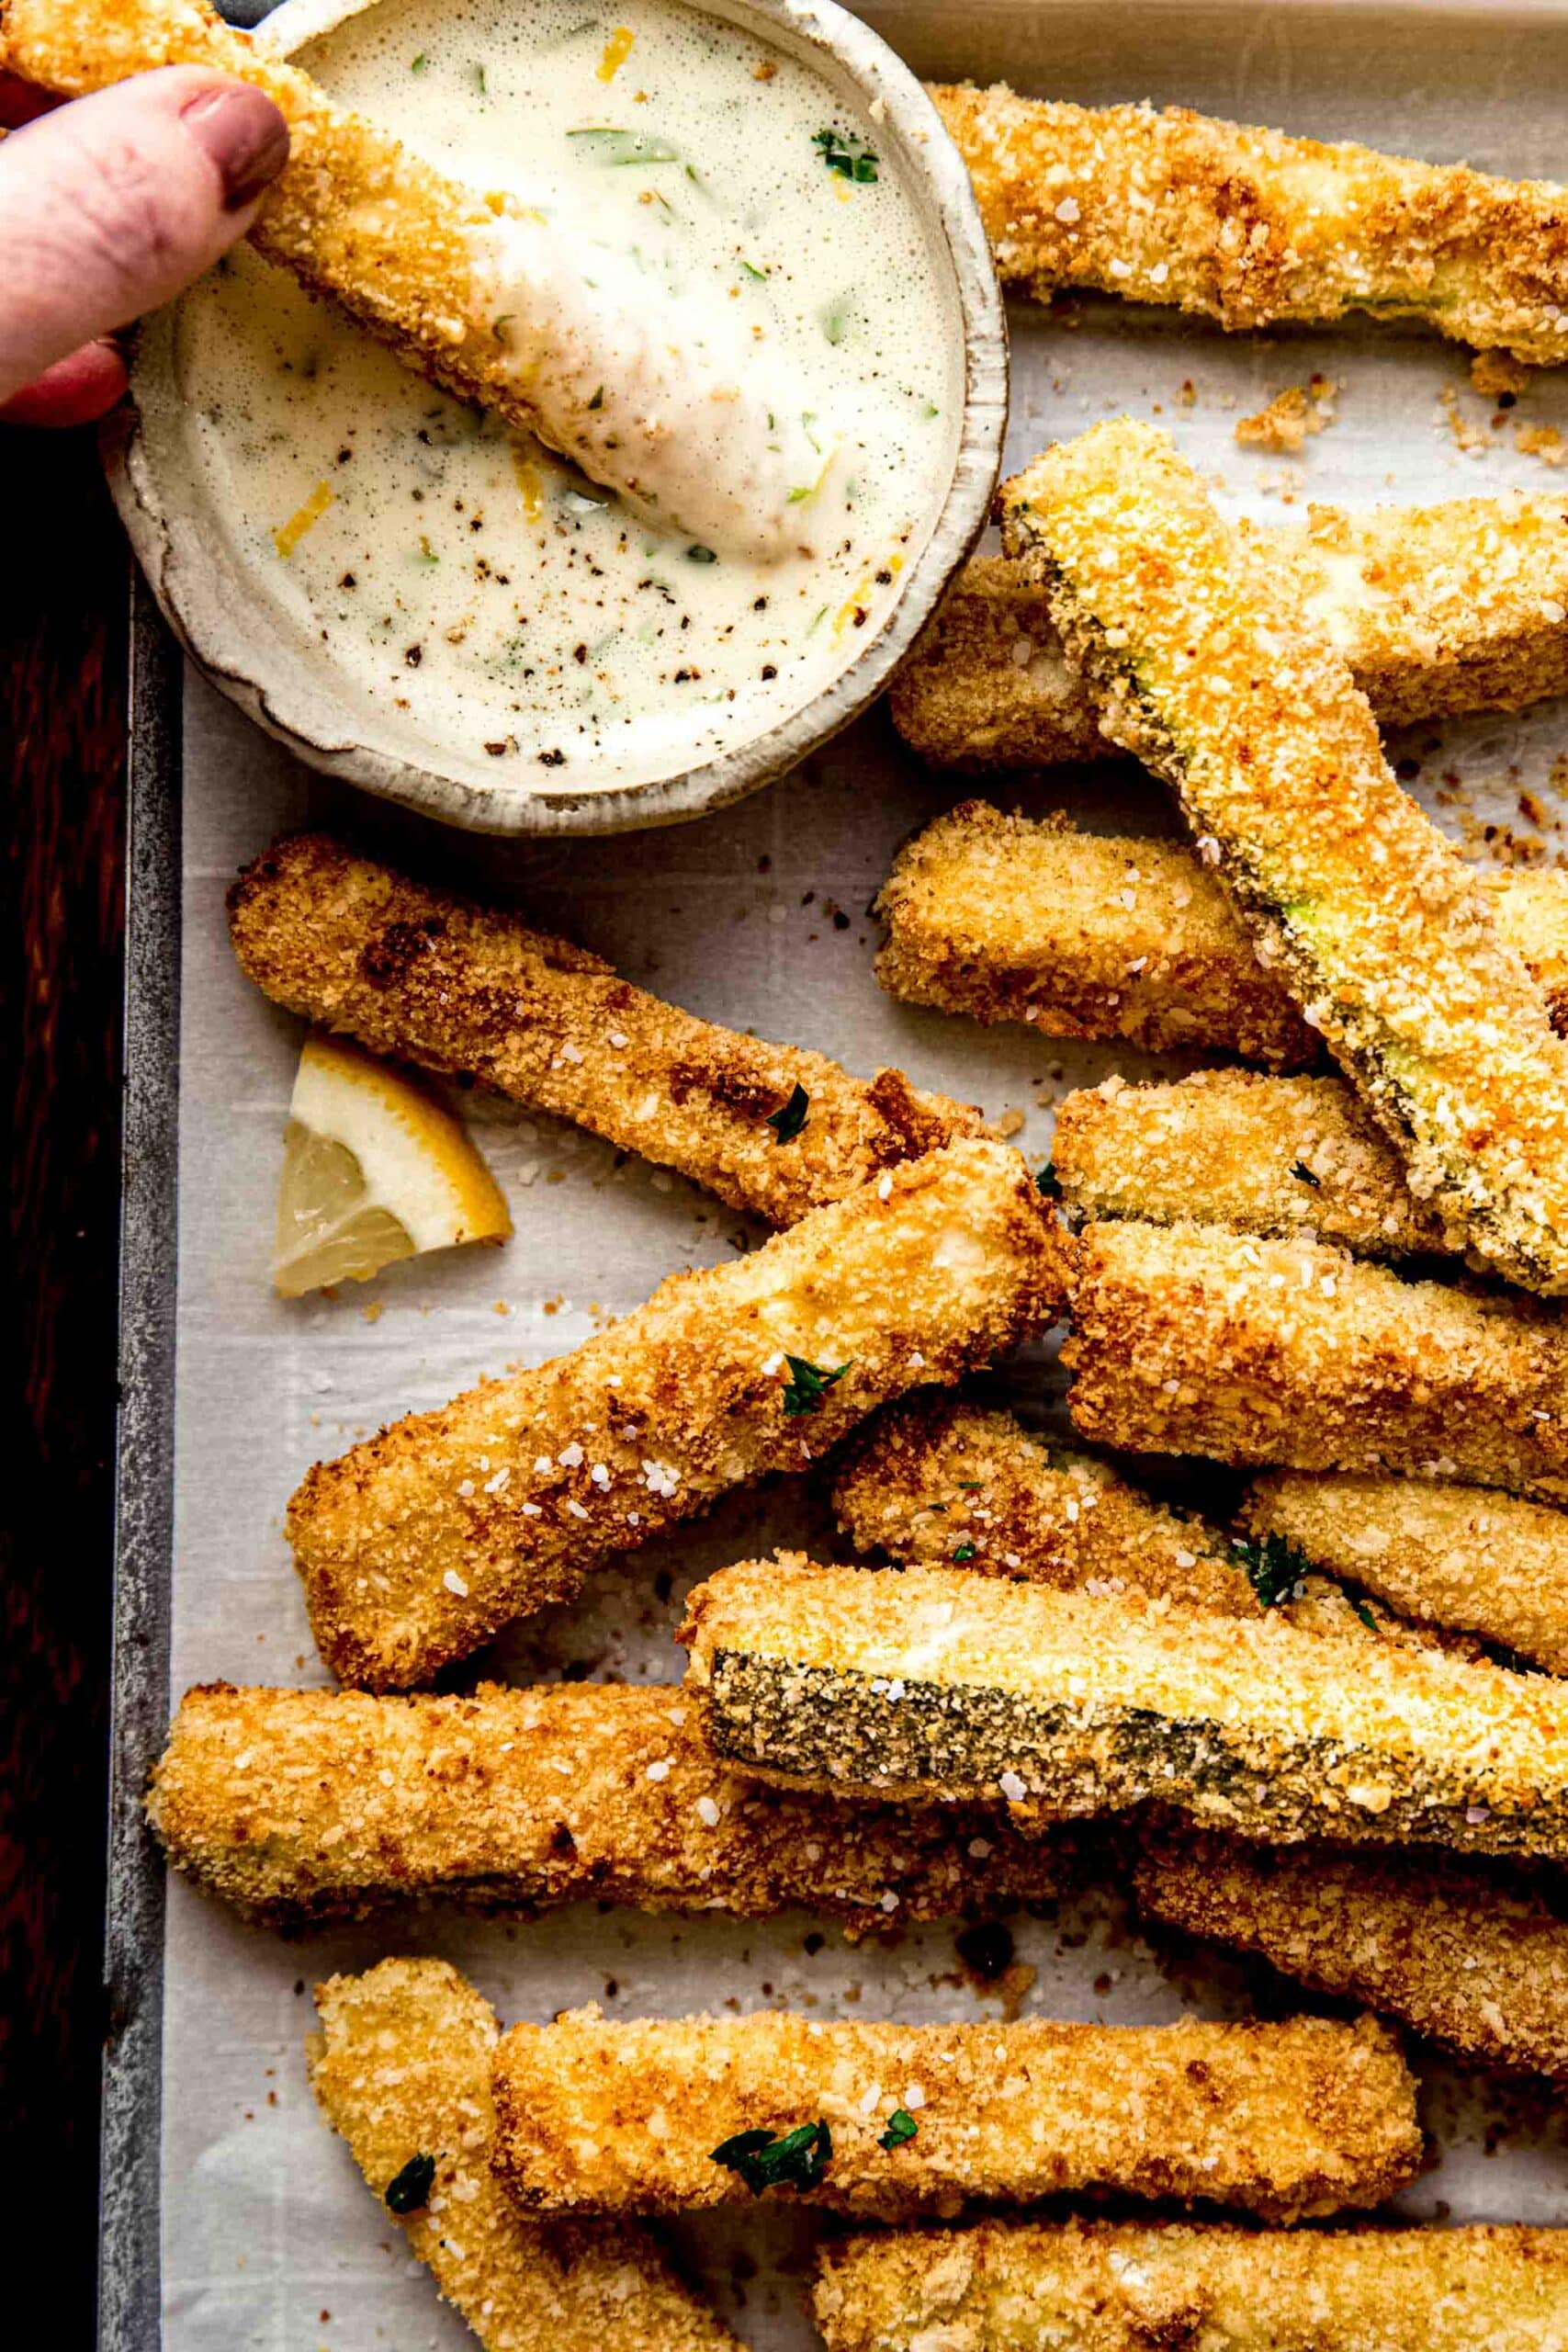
left=2, top=424, right=128, bottom=2338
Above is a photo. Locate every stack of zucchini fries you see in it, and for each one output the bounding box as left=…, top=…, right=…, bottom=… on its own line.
left=42, top=3, right=1568, bottom=2338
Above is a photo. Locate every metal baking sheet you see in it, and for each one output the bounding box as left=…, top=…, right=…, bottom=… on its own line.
left=108, top=3, right=1568, bottom=2344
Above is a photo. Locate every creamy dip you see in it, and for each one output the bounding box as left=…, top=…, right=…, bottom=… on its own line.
left=168, top=0, right=962, bottom=793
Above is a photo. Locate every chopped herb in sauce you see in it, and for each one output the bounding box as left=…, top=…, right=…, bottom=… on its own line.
left=1348, top=1594, right=1380, bottom=1631
left=781, top=1354, right=851, bottom=1415
left=740, top=258, right=769, bottom=281
left=568, top=126, right=683, bottom=166
left=1231, top=1530, right=1314, bottom=1609
left=813, top=126, right=879, bottom=182
left=766, top=1082, right=809, bottom=1143
left=952, top=1542, right=976, bottom=1561
left=1036, top=1162, right=1062, bottom=1197
left=411, top=51, right=430, bottom=73
left=385, top=2153, right=436, bottom=2213
left=819, top=297, right=851, bottom=346
left=711, top=2120, right=832, bottom=2195
left=955, top=1480, right=983, bottom=1490
left=878, top=2109, right=919, bottom=2151
left=686, top=544, right=717, bottom=563
left=472, top=62, right=488, bottom=93
left=1292, top=1159, right=1322, bottom=1187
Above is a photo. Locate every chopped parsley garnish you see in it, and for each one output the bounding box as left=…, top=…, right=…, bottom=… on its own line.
left=819, top=297, right=851, bottom=346
left=1036, top=1162, right=1062, bottom=1198
left=710, top=2120, right=832, bottom=2195
left=1231, top=1531, right=1314, bottom=1610
left=766, top=1082, right=809, bottom=1143
left=787, top=485, right=815, bottom=503
left=813, top=126, right=879, bottom=183
left=1348, top=1594, right=1380, bottom=1631
left=385, top=2153, right=436, bottom=2213
left=687, top=544, right=718, bottom=563
left=472, top=62, right=488, bottom=93
left=588, top=385, right=604, bottom=410
left=411, top=51, right=430, bottom=72
left=955, top=1480, right=983, bottom=1490
left=1291, top=1159, right=1322, bottom=1188
left=952, top=1542, right=976, bottom=1562
left=781, top=1354, right=852, bottom=1415
left=878, top=2109, right=919, bottom=2151
left=740, top=259, right=768, bottom=281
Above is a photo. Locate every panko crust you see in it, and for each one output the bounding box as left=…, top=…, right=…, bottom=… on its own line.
left=489, top=2004, right=1418, bottom=2223
left=148, top=1679, right=1078, bottom=1932
left=932, top=81, right=1568, bottom=362
left=307, top=1958, right=740, bottom=2351
left=1247, top=1470, right=1568, bottom=1675
left=814, top=2219, right=1568, bottom=2352
left=682, top=1555, right=1568, bottom=1860
left=229, top=834, right=985, bottom=1230
left=1064, top=1218, right=1568, bottom=1501
left=1003, top=422, right=1568, bottom=1295
left=892, top=494, right=1568, bottom=772
left=874, top=804, right=1568, bottom=1069
left=288, top=1140, right=1064, bottom=1690
left=1134, top=1830, right=1568, bottom=2084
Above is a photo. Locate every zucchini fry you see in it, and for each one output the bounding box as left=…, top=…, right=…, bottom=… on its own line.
left=1064, top=1218, right=1568, bottom=1502
left=931, top=81, right=1568, bottom=364
left=682, top=1555, right=1568, bottom=1860
left=815, top=2219, right=1568, bottom=2352
left=892, top=494, right=1568, bottom=772
left=289, top=1139, right=1061, bottom=1690
left=874, top=803, right=1568, bottom=1069
left=0, top=1, right=817, bottom=560
left=230, top=834, right=984, bottom=1230
left=308, top=1958, right=740, bottom=2352
left=149, top=1679, right=1077, bottom=1931
left=489, top=2005, right=1418, bottom=2223
left=1003, top=421, right=1568, bottom=1295
left=1053, top=1071, right=1449, bottom=1261
left=1247, top=1471, right=1568, bottom=1675
left=832, top=1396, right=1465, bottom=1654
left=1134, top=1831, right=1568, bottom=2084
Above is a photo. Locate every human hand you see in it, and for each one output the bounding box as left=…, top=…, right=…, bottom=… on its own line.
left=0, top=64, right=288, bottom=425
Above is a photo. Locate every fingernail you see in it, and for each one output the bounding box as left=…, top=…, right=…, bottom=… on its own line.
left=182, top=84, right=291, bottom=213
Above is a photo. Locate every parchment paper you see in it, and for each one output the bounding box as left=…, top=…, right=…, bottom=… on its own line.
left=161, top=6, right=1568, bottom=2343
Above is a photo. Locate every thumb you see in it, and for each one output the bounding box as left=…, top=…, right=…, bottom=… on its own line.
left=0, top=64, right=289, bottom=407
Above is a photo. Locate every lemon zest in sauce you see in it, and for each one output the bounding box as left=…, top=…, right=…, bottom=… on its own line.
left=273, top=481, right=334, bottom=559
left=596, top=25, right=635, bottom=81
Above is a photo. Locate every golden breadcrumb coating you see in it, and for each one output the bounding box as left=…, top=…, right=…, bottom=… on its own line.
left=148, top=1679, right=1077, bottom=1932
left=489, top=2004, right=1418, bottom=2224
left=1064, top=1218, right=1568, bottom=1502
left=892, top=494, right=1568, bottom=772
left=307, top=1958, right=739, bottom=2352
left=1003, top=421, right=1568, bottom=1295
left=931, top=81, right=1568, bottom=363
left=681, top=1555, right=1568, bottom=1860
left=874, top=804, right=1568, bottom=1069
left=1247, top=1471, right=1568, bottom=1675
left=814, top=2219, right=1568, bottom=2351
left=289, top=1140, right=1062, bottom=1690
left=229, top=835, right=984, bottom=1230
left=1053, top=1071, right=1450, bottom=1261
left=1134, top=1831, right=1568, bottom=2085
left=830, top=1395, right=1450, bottom=1652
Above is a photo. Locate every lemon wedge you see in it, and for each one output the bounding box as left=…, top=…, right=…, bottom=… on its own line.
left=274, top=1032, right=512, bottom=1299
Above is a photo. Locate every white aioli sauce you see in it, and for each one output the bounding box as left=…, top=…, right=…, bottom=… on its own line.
left=171, top=0, right=962, bottom=793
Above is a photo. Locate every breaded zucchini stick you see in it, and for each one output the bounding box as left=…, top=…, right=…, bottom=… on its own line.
left=308, top=1958, right=740, bottom=2352
left=892, top=494, right=1568, bottom=772
left=1003, top=422, right=1568, bottom=1295
left=148, top=1679, right=1077, bottom=1931
left=814, top=2219, right=1568, bottom=2352
left=682, top=1556, right=1568, bottom=1859
left=1053, top=1071, right=1449, bottom=1261
left=489, top=2005, right=1418, bottom=2223
left=1064, top=1218, right=1568, bottom=1502
left=1134, top=1831, right=1568, bottom=2084
left=1247, top=1471, right=1568, bottom=1675
left=230, top=834, right=983, bottom=1230
left=0, top=0, right=818, bottom=560
left=874, top=804, right=1568, bottom=1069
left=931, top=81, right=1568, bottom=364
left=832, top=1396, right=1466, bottom=1656
left=290, top=1139, right=1061, bottom=1690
